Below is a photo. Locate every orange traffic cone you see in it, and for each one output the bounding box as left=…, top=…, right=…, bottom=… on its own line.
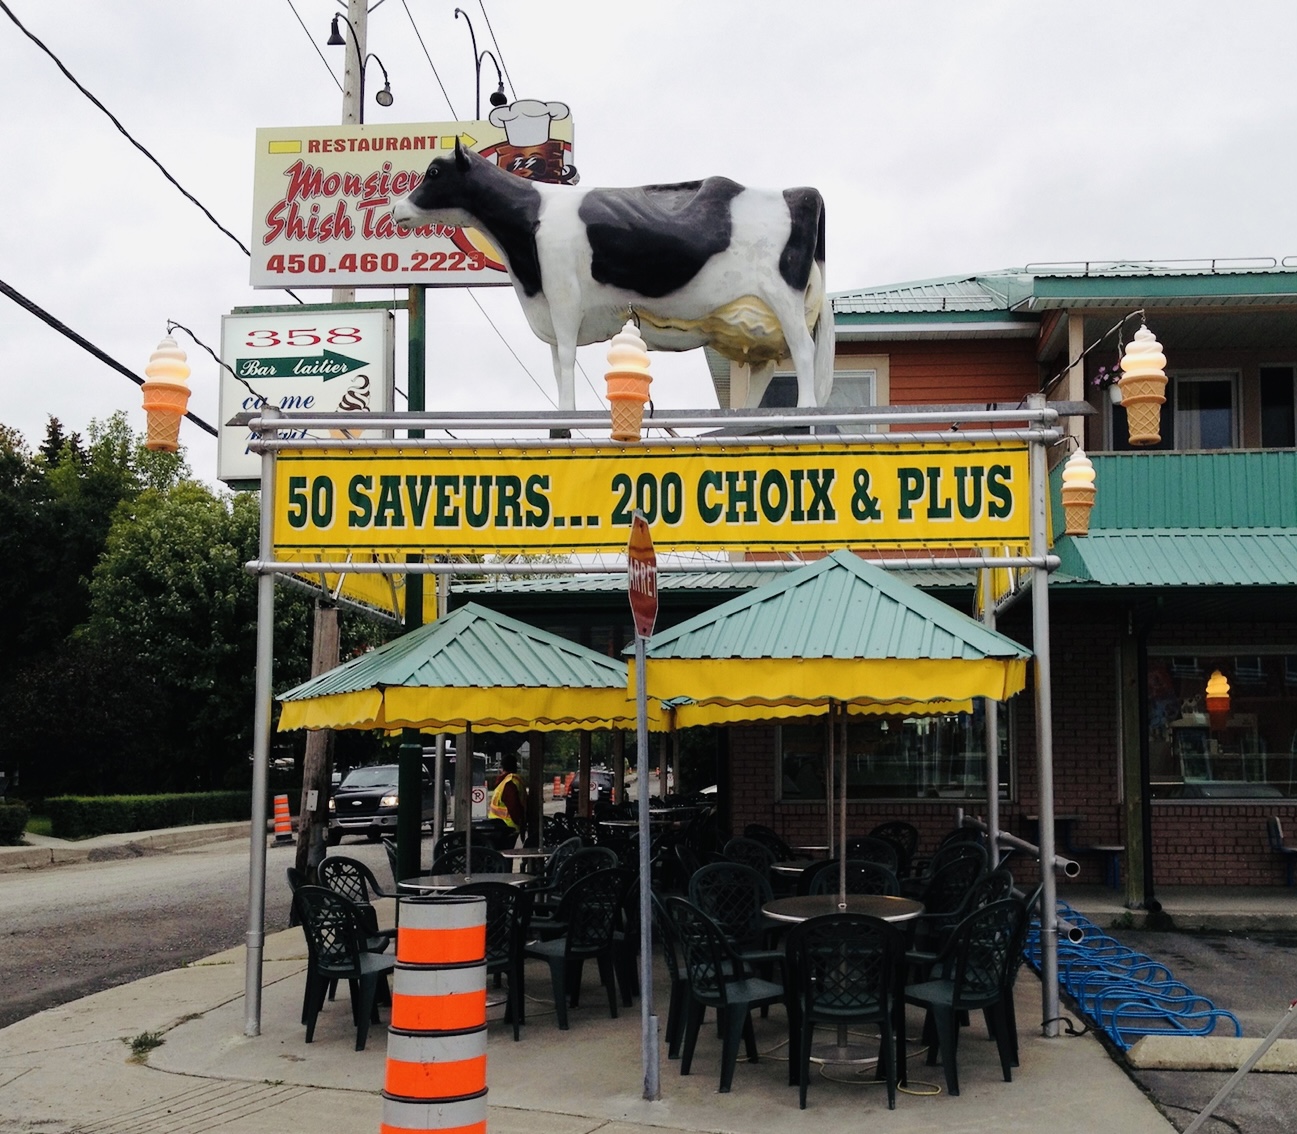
left=273, top=794, right=293, bottom=843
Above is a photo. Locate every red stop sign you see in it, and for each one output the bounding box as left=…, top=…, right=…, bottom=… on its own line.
left=627, top=511, right=658, bottom=639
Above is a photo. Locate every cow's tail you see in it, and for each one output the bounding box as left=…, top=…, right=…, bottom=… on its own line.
left=811, top=198, right=834, bottom=405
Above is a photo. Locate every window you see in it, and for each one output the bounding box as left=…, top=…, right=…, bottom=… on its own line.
left=1146, top=651, right=1297, bottom=799
left=777, top=705, right=1011, bottom=802
left=759, top=368, right=877, bottom=415
left=1260, top=366, right=1296, bottom=448
left=1111, top=373, right=1238, bottom=451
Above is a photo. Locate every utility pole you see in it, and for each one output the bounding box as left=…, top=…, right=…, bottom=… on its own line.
left=294, top=0, right=368, bottom=880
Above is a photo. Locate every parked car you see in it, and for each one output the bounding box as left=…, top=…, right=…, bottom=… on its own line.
left=327, top=763, right=436, bottom=844
left=565, top=767, right=615, bottom=814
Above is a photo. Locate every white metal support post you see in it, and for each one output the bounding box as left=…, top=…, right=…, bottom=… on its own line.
left=635, top=633, right=659, bottom=1100
left=982, top=568, right=1000, bottom=862
left=245, top=406, right=280, bottom=1035
left=1028, top=392, right=1060, bottom=1036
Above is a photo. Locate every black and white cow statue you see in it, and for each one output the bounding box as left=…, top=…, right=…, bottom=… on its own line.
left=391, top=140, right=833, bottom=409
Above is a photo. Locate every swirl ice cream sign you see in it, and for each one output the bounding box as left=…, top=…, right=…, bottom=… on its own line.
left=250, top=102, right=575, bottom=290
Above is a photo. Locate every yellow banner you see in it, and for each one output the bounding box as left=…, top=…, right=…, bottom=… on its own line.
left=271, top=442, right=1031, bottom=555
left=275, top=548, right=406, bottom=618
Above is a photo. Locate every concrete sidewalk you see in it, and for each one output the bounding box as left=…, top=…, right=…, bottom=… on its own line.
left=3, top=827, right=1294, bottom=1133
left=0, top=906, right=1178, bottom=1134
left=0, top=822, right=252, bottom=873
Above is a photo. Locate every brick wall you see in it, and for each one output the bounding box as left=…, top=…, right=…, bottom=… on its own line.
left=724, top=601, right=1297, bottom=888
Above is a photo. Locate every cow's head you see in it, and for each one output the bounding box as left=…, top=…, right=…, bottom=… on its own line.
left=392, top=138, right=482, bottom=231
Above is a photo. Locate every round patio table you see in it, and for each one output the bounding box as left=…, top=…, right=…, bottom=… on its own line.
left=500, top=847, right=550, bottom=874
left=769, top=858, right=818, bottom=878
left=762, top=894, right=923, bottom=924
left=764, top=893, right=923, bottom=1066
left=399, top=873, right=533, bottom=894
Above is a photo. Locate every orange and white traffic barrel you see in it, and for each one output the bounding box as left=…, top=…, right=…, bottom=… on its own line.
left=273, top=794, right=292, bottom=843
left=552, top=776, right=562, bottom=799
left=382, top=894, right=488, bottom=1134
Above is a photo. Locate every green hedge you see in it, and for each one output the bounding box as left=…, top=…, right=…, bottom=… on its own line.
left=0, top=802, right=29, bottom=845
left=45, top=791, right=253, bottom=840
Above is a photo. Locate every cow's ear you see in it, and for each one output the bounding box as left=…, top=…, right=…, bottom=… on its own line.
left=454, top=137, right=471, bottom=171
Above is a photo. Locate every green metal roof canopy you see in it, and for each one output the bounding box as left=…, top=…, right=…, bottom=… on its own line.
left=636, top=550, right=1030, bottom=724
left=279, top=602, right=656, bottom=732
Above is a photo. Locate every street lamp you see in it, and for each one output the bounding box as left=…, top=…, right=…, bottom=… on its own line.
left=454, top=7, right=508, bottom=119
left=327, top=14, right=394, bottom=123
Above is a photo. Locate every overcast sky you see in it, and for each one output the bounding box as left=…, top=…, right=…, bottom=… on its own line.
left=2, top=0, right=1294, bottom=483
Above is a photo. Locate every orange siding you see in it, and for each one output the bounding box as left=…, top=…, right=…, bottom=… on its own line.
left=844, top=340, right=1040, bottom=404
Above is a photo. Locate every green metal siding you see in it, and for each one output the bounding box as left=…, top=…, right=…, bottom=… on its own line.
left=1052, top=451, right=1297, bottom=532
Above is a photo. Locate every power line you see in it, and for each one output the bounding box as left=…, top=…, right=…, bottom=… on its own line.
left=0, top=277, right=218, bottom=438
left=285, top=0, right=344, bottom=92
left=478, top=0, right=516, bottom=101
left=0, top=0, right=303, bottom=305
left=464, top=291, right=556, bottom=407
left=400, top=0, right=460, bottom=118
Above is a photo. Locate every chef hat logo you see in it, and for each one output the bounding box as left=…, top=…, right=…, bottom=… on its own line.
left=488, top=99, right=571, bottom=147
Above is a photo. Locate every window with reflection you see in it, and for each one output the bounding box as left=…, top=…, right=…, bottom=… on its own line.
left=1147, top=651, right=1297, bottom=799
left=1110, top=372, right=1238, bottom=451
left=777, top=705, right=1011, bottom=801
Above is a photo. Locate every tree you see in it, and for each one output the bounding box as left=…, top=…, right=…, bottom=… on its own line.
left=83, top=483, right=312, bottom=789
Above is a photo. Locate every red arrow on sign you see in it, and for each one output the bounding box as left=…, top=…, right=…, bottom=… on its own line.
left=627, top=511, right=658, bottom=640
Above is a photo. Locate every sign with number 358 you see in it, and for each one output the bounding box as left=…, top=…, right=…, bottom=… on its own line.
left=218, top=307, right=394, bottom=486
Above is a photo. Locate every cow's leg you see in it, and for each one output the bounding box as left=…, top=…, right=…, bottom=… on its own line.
left=809, top=265, right=835, bottom=405
left=549, top=342, right=577, bottom=411
left=763, top=288, right=820, bottom=407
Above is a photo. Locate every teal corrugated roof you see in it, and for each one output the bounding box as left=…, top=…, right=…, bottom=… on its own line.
left=456, top=566, right=975, bottom=596
left=640, top=550, right=1028, bottom=662
left=1055, top=529, right=1297, bottom=587
left=1050, top=451, right=1297, bottom=535
left=280, top=602, right=626, bottom=700
left=832, top=270, right=1031, bottom=315
left=834, top=262, right=1297, bottom=322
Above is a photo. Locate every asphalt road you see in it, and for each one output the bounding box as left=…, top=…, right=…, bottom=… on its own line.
left=1102, top=926, right=1297, bottom=1134
left=0, top=834, right=390, bottom=1031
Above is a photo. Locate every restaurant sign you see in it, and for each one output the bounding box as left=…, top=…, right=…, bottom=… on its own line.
left=250, top=105, right=575, bottom=289
left=271, top=441, right=1030, bottom=556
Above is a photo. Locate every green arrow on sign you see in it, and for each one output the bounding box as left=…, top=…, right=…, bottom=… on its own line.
left=233, top=349, right=368, bottom=381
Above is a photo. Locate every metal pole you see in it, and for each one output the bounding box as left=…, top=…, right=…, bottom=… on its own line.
left=244, top=406, right=280, bottom=1036
left=825, top=700, right=835, bottom=859
left=982, top=567, right=1001, bottom=862
left=635, top=635, right=659, bottom=1100
left=397, top=283, right=428, bottom=884
left=838, top=702, right=848, bottom=906
left=1027, top=392, right=1060, bottom=1037
left=1182, top=1000, right=1297, bottom=1134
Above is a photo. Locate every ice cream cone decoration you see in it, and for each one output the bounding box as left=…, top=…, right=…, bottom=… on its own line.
left=142, top=335, right=191, bottom=452
left=605, top=319, right=652, bottom=442
left=1118, top=324, right=1167, bottom=446
left=1205, top=669, right=1230, bottom=730
left=1060, top=448, right=1096, bottom=536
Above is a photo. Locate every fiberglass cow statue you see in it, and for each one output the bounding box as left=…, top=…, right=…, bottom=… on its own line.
left=391, top=139, right=833, bottom=410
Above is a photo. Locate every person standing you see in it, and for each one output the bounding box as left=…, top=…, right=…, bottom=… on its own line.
left=488, top=751, right=528, bottom=847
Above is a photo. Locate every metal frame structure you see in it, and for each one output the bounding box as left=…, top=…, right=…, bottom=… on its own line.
left=240, top=398, right=1069, bottom=1051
